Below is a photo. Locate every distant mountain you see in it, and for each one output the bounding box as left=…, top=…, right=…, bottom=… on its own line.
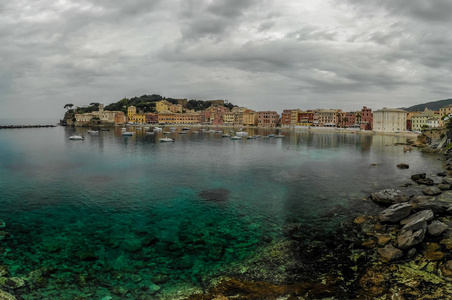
left=399, top=98, right=452, bottom=112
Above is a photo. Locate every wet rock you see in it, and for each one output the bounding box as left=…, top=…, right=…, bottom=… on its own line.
left=438, top=184, right=451, bottom=191
left=399, top=182, right=413, bottom=187
left=379, top=203, right=412, bottom=223
left=362, top=240, right=376, bottom=248
left=398, top=229, right=426, bottom=250
left=441, top=260, right=452, bottom=277
left=442, top=178, right=452, bottom=185
left=199, top=188, right=230, bottom=202
left=0, top=231, right=9, bottom=241
left=407, top=248, right=417, bottom=258
left=411, top=173, right=426, bottom=181
left=370, top=189, right=408, bottom=206
left=437, top=172, right=447, bottom=177
left=375, top=234, right=391, bottom=246
left=111, top=286, right=128, bottom=297
left=397, top=164, right=409, bottom=169
left=129, top=274, right=142, bottom=283
left=0, top=277, right=25, bottom=290
left=400, top=209, right=434, bottom=226
left=0, top=289, right=16, bottom=300
left=149, top=283, right=160, bottom=294
left=416, top=178, right=435, bottom=186
left=0, top=220, right=5, bottom=229
left=428, top=220, right=448, bottom=236
left=0, top=266, right=7, bottom=277
left=409, top=197, right=452, bottom=215
left=423, top=186, right=442, bottom=196
left=377, top=244, right=403, bottom=262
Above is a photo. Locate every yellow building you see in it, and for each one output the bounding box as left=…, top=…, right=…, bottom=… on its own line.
left=129, top=113, right=145, bottom=124
left=158, top=111, right=175, bottom=124
left=128, top=106, right=137, bottom=118
left=243, top=111, right=258, bottom=126
left=170, top=104, right=183, bottom=113
left=223, top=112, right=236, bottom=125
left=439, top=105, right=452, bottom=127
left=411, top=108, right=436, bottom=131
left=156, top=100, right=172, bottom=113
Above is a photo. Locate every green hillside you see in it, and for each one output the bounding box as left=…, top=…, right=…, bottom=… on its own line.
left=400, top=98, right=452, bottom=112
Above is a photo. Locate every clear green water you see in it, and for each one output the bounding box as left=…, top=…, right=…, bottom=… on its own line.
left=0, top=127, right=444, bottom=299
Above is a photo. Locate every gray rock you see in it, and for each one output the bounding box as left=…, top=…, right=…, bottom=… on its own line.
left=379, top=203, right=412, bottom=223
left=400, top=210, right=434, bottom=226
left=437, top=172, right=447, bottom=177
left=410, top=196, right=452, bottom=215
left=417, top=178, right=435, bottom=186
left=398, top=229, right=426, bottom=250
left=377, top=244, right=404, bottom=261
left=423, top=186, right=442, bottom=196
left=370, top=189, right=408, bottom=206
left=397, top=164, right=409, bottom=169
left=411, top=173, right=426, bottom=181
left=442, top=178, right=452, bottom=185
left=407, top=248, right=417, bottom=258
left=402, top=220, right=427, bottom=233
left=438, top=184, right=451, bottom=191
left=428, top=220, right=448, bottom=236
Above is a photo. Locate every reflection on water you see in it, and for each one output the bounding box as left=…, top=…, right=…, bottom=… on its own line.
left=0, top=127, right=444, bottom=299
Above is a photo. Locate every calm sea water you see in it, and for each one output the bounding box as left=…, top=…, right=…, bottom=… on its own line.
left=0, top=126, right=444, bottom=299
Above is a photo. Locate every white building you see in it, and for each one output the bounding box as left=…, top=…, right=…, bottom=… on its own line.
left=372, top=108, right=407, bottom=132
left=425, top=117, right=440, bottom=128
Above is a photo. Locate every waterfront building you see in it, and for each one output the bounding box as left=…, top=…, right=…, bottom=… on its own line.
left=411, top=108, right=436, bottom=131
left=297, top=111, right=315, bottom=125
left=281, top=110, right=293, bottom=127
left=145, top=113, right=158, bottom=124
left=128, top=105, right=137, bottom=118
left=115, top=112, right=126, bottom=125
left=156, top=100, right=172, bottom=113
left=243, top=111, right=258, bottom=126
left=338, top=111, right=357, bottom=128
left=425, top=117, right=440, bottom=128
left=257, top=111, right=279, bottom=127
left=360, top=106, right=373, bottom=130
left=174, top=113, right=201, bottom=125
left=158, top=111, right=175, bottom=124
left=372, top=108, right=407, bottom=132
left=316, top=109, right=341, bottom=127
left=223, top=112, right=236, bottom=126
left=439, top=105, right=452, bottom=127
left=75, top=104, right=122, bottom=125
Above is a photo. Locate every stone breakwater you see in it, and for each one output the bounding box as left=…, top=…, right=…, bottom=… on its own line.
left=0, top=125, right=56, bottom=129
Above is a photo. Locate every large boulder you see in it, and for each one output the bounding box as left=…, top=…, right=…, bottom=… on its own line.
left=379, top=203, right=412, bottom=223
left=428, top=220, right=448, bottom=236
left=411, top=173, right=426, bottom=181
left=438, top=184, right=451, bottom=191
left=398, top=229, right=426, bottom=250
left=377, top=244, right=404, bottom=261
left=370, top=189, right=408, bottom=206
left=410, top=197, right=452, bottom=215
left=423, top=186, right=442, bottom=196
left=442, top=178, right=452, bottom=185
left=397, top=164, right=409, bottom=169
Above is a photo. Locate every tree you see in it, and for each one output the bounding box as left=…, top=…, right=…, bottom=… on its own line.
left=64, top=103, right=74, bottom=110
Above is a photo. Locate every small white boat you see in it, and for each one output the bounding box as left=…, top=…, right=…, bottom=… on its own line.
left=69, top=134, right=84, bottom=140
left=122, top=132, right=135, bottom=136
left=253, top=135, right=261, bottom=138
left=153, top=127, right=163, bottom=132
left=231, top=136, right=241, bottom=140
left=170, top=127, right=176, bottom=130
left=87, top=129, right=99, bottom=134
left=268, top=134, right=275, bottom=138
left=236, top=131, right=248, bottom=137
left=121, top=127, right=126, bottom=131
left=143, top=127, right=150, bottom=130
left=247, top=136, right=256, bottom=139
left=275, top=134, right=285, bottom=138
left=163, top=131, right=172, bottom=134
left=159, top=137, right=175, bottom=142
left=222, top=134, right=231, bottom=137
left=182, top=127, right=191, bottom=131
left=215, top=130, right=222, bottom=133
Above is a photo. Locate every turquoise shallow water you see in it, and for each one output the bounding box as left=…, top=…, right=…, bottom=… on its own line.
left=0, top=126, right=445, bottom=298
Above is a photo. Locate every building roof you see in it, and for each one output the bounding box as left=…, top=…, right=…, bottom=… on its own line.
left=374, top=108, right=406, bottom=113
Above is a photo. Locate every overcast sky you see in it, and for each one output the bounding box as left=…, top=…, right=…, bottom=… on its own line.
left=1, top=0, right=452, bottom=120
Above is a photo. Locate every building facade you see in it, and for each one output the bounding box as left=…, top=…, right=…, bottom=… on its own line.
left=372, top=108, right=407, bottom=132
left=257, top=111, right=279, bottom=127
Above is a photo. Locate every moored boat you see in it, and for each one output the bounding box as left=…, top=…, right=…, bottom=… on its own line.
left=69, top=134, right=84, bottom=140
left=231, top=136, right=241, bottom=140
left=122, top=132, right=135, bottom=136
left=159, top=137, right=175, bottom=142
left=153, top=127, right=163, bottom=132
left=87, top=129, right=99, bottom=134
left=222, top=133, right=231, bottom=137
left=236, top=131, right=248, bottom=137
left=275, top=134, right=285, bottom=138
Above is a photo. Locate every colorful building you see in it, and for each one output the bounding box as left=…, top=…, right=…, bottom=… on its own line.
left=145, top=113, right=158, bottom=124
left=439, top=105, right=452, bottom=127
left=257, top=111, right=279, bottom=127
left=156, top=100, right=172, bottom=113
left=411, top=108, right=436, bottom=131
left=158, top=111, right=175, bottom=124
left=360, top=106, right=373, bottom=130
left=243, top=111, right=258, bottom=126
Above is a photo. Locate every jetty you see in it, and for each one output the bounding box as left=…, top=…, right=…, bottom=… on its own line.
left=0, top=125, right=57, bottom=129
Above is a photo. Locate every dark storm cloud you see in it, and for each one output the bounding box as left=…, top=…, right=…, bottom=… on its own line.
left=2, top=0, right=452, bottom=119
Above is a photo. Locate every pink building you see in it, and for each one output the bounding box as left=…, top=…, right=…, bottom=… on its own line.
left=257, top=111, right=279, bottom=127
left=145, top=113, right=158, bottom=124
left=338, top=112, right=357, bottom=128
left=360, top=106, right=373, bottom=130
left=281, top=110, right=292, bottom=126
